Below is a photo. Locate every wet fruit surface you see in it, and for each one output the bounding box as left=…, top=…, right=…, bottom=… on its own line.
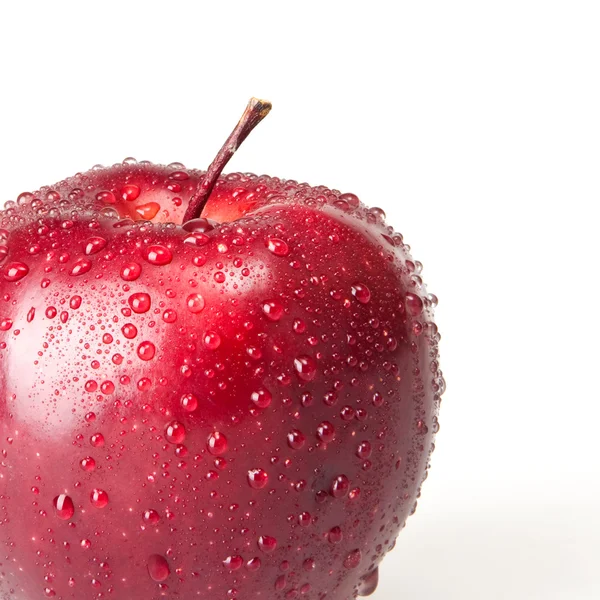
left=0, top=161, right=443, bottom=599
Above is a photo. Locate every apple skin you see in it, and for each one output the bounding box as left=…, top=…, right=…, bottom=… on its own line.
left=0, top=162, right=443, bottom=599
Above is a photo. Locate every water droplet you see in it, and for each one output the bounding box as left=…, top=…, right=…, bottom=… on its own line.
left=122, top=323, right=138, bottom=339
left=262, top=300, right=284, bottom=321
left=70, top=295, right=82, bottom=309
left=3, top=262, right=29, bottom=282
left=317, top=421, right=336, bottom=444
left=129, top=292, right=151, bottom=313
left=287, top=429, right=306, bottom=450
left=137, top=341, right=156, bottom=361
left=207, top=432, right=228, bottom=455
left=331, top=474, right=350, bottom=498
left=357, top=441, right=372, bottom=459
left=84, top=237, right=107, bottom=256
left=339, top=192, right=360, bottom=207
left=90, top=433, right=105, bottom=447
left=258, top=535, right=277, bottom=553
left=351, top=283, right=371, bottom=304
left=96, top=191, right=116, bottom=204
left=162, top=308, right=177, bottom=323
left=405, top=292, right=424, bottom=316
left=246, top=557, right=262, bottom=571
left=143, top=509, right=160, bottom=525
left=298, top=512, right=312, bottom=527
left=203, top=331, right=221, bottom=350
left=292, top=318, right=306, bottom=333
left=147, top=554, right=170, bottom=582
left=251, top=388, right=272, bottom=409
left=53, top=494, right=75, bottom=520
left=328, top=526, right=343, bottom=544
left=186, top=293, right=205, bottom=313
left=135, top=202, right=160, bottom=220
left=223, top=555, right=243, bottom=571
left=90, top=489, right=109, bottom=508
left=0, top=318, right=12, bottom=331
left=343, top=549, right=362, bottom=569
left=120, top=262, right=142, bottom=281
left=180, top=393, right=198, bottom=412
left=69, top=258, right=92, bottom=277
left=144, top=245, right=172, bottom=266
left=80, top=457, right=96, bottom=472
left=293, top=355, right=317, bottom=381
left=100, top=380, right=115, bottom=395
left=248, top=468, right=269, bottom=489
left=165, top=421, right=186, bottom=444
left=182, top=218, right=217, bottom=233
left=358, top=567, right=379, bottom=596
left=275, top=575, right=287, bottom=591
left=266, top=237, right=289, bottom=256
left=121, top=184, right=141, bottom=202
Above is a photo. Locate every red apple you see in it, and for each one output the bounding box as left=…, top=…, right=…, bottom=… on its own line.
left=0, top=99, right=444, bottom=599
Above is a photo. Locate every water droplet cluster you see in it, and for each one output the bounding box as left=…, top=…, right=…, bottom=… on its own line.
left=0, top=161, right=443, bottom=599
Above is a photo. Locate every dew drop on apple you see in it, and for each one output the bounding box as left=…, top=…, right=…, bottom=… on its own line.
left=405, top=292, right=423, bottom=316
left=120, top=262, right=142, bottom=281
left=328, top=526, right=343, bottom=544
left=293, top=355, right=317, bottom=381
left=251, top=387, right=272, bottom=409
left=358, top=567, right=380, bottom=596
left=84, top=237, right=107, bottom=256
left=165, top=421, right=186, bottom=444
left=80, top=457, right=96, bottom=472
left=128, top=292, right=151, bottom=313
left=144, top=245, right=173, bottom=266
left=143, top=509, right=160, bottom=525
left=70, top=295, right=82, bottom=309
left=137, top=340, right=156, bottom=361
left=317, top=421, right=336, bottom=443
left=182, top=217, right=217, bottom=233
left=343, top=549, right=362, bottom=569
left=331, top=474, right=350, bottom=498
left=266, top=237, right=289, bottom=256
left=351, top=283, right=371, bottom=304
left=247, top=468, right=269, bottom=489
left=287, top=429, right=306, bottom=450
left=262, top=300, right=284, bottom=321
left=121, top=184, right=140, bottom=202
left=3, top=261, right=29, bottom=282
left=223, top=555, right=243, bottom=571
left=136, top=202, right=160, bottom=220
left=258, top=535, right=277, bottom=553
left=96, top=191, right=116, bottom=204
left=122, top=323, right=138, bottom=339
left=180, top=393, right=198, bottom=412
left=187, top=293, right=205, bottom=313
left=90, top=489, right=109, bottom=508
left=70, top=258, right=92, bottom=276
left=147, top=554, right=170, bottom=582
left=90, top=433, right=105, bottom=447
left=357, top=441, right=372, bottom=459
left=207, top=431, right=228, bottom=455
left=53, top=494, right=75, bottom=520
left=203, top=331, right=221, bottom=350
left=163, top=309, right=177, bottom=323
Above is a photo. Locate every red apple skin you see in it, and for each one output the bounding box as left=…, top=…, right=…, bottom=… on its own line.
left=0, top=162, right=443, bottom=600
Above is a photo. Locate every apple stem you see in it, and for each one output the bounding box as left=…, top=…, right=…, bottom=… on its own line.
left=183, top=97, right=272, bottom=222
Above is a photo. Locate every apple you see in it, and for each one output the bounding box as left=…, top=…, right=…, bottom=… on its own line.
left=0, top=99, right=444, bottom=600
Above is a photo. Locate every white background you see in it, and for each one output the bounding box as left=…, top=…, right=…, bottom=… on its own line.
left=1, top=1, right=598, bottom=598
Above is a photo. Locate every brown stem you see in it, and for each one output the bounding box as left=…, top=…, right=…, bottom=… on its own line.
left=183, top=97, right=272, bottom=222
